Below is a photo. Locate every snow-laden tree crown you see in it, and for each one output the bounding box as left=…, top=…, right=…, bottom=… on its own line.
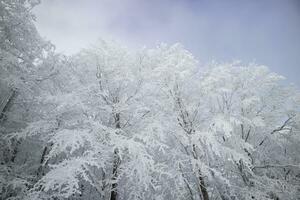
left=1, top=1, right=299, bottom=200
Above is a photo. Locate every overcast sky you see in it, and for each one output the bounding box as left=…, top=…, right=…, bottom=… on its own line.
left=33, top=0, right=300, bottom=86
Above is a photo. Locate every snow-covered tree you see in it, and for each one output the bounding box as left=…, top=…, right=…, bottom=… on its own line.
left=0, top=3, right=299, bottom=199
left=196, top=63, right=300, bottom=199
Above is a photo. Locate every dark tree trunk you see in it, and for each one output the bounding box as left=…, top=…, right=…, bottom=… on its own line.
left=198, top=171, right=209, bottom=200
left=37, top=145, right=49, bottom=179
left=192, top=145, right=210, bottom=200
left=110, top=149, right=120, bottom=200
left=0, top=90, right=16, bottom=122
left=40, top=146, right=48, bottom=164
left=115, top=113, right=121, bottom=129
left=36, top=143, right=53, bottom=181
left=10, top=139, right=21, bottom=163
left=110, top=112, right=121, bottom=200
left=236, top=159, right=251, bottom=186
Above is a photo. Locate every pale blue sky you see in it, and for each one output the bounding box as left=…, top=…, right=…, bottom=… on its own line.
left=34, top=0, right=300, bottom=86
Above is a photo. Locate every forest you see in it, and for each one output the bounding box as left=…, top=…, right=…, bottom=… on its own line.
left=0, top=1, right=299, bottom=200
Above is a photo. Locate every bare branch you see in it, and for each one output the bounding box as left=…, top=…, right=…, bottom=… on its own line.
left=252, top=164, right=300, bottom=170
left=258, top=116, right=294, bottom=146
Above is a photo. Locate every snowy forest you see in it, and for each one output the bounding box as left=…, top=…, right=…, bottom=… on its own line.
left=1, top=1, right=300, bottom=200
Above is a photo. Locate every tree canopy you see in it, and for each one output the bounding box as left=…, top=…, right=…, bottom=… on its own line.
left=0, top=1, right=299, bottom=200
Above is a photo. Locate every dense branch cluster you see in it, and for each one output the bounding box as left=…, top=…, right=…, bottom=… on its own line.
left=1, top=1, right=300, bottom=200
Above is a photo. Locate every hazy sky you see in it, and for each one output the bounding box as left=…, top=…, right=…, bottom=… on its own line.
left=33, top=0, right=300, bottom=86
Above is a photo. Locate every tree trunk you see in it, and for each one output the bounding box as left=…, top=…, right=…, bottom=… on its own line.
left=36, top=146, right=48, bottom=178
left=10, top=138, right=21, bottom=163
left=110, top=148, right=120, bottom=200
left=198, top=171, right=209, bottom=200
left=0, top=89, right=16, bottom=122
left=192, top=145, right=209, bottom=200
left=36, top=143, right=53, bottom=185
left=115, top=113, right=121, bottom=129
left=110, top=112, right=121, bottom=200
